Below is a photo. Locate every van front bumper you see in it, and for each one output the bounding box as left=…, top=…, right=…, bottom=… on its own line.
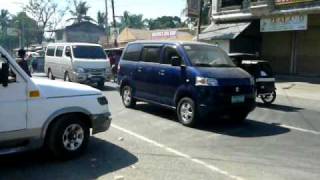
left=72, top=72, right=106, bottom=84
left=195, top=86, right=256, bottom=118
left=91, top=112, right=112, bottom=134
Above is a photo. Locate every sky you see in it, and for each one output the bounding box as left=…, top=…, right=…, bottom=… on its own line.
left=2, top=0, right=187, bottom=25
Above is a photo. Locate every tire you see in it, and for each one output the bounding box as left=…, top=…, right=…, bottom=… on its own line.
left=177, top=97, right=198, bottom=127
left=64, top=72, right=71, bottom=82
left=261, top=90, right=276, bottom=105
left=121, top=85, right=136, bottom=108
left=48, top=69, right=55, bottom=80
left=46, top=115, right=90, bottom=160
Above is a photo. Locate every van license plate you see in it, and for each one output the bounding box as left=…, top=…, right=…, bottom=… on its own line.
left=232, top=96, right=245, bottom=103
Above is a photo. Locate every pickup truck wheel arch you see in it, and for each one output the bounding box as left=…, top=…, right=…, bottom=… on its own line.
left=41, top=107, right=92, bottom=139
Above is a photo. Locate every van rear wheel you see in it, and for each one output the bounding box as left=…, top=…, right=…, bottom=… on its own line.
left=122, top=85, right=136, bottom=108
left=46, top=115, right=90, bottom=160
left=177, top=97, right=198, bottom=127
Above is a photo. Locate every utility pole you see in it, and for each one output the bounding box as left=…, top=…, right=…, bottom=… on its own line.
left=105, top=0, right=109, bottom=46
left=111, top=0, right=118, bottom=47
left=196, top=0, right=204, bottom=41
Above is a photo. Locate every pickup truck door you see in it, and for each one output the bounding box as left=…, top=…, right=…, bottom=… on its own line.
left=0, top=60, right=27, bottom=133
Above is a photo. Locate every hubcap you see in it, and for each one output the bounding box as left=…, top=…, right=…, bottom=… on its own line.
left=123, top=87, right=132, bottom=106
left=263, top=92, right=275, bottom=102
left=180, top=102, right=193, bottom=124
left=62, top=124, right=84, bottom=151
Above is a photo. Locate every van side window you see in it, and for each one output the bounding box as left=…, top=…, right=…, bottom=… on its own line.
left=163, top=47, right=182, bottom=65
left=46, top=46, right=55, bottom=56
left=141, top=47, right=161, bottom=63
left=55, top=46, right=64, bottom=57
left=123, top=44, right=142, bottom=61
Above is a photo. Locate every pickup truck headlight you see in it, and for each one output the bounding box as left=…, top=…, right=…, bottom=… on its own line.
left=97, top=96, right=108, bottom=105
left=195, top=76, right=219, bottom=86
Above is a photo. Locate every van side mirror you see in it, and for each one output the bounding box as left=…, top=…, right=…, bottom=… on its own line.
left=66, top=51, right=71, bottom=58
left=171, top=56, right=181, bottom=67
left=0, top=63, right=9, bottom=87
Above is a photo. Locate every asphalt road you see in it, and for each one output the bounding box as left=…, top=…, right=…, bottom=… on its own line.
left=1, top=79, right=320, bottom=180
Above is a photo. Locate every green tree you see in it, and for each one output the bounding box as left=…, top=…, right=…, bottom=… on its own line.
left=25, top=0, right=59, bottom=44
left=68, top=0, right=94, bottom=24
left=12, top=12, right=39, bottom=47
left=97, top=11, right=105, bottom=28
left=146, top=16, right=182, bottom=30
left=119, top=11, right=145, bottom=30
left=0, top=9, right=11, bottom=35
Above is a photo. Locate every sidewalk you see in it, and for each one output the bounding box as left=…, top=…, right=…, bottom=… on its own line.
left=276, top=76, right=320, bottom=101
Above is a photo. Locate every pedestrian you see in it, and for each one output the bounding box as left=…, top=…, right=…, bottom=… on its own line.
left=113, top=51, right=121, bottom=82
left=16, top=49, right=32, bottom=77
left=108, top=52, right=117, bottom=82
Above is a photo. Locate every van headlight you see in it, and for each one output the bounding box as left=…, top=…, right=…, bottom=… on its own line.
left=76, top=67, right=87, bottom=73
left=195, top=77, right=219, bottom=86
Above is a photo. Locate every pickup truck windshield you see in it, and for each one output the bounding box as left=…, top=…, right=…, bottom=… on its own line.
left=183, top=45, right=235, bottom=67
left=72, top=46, right=106, bottom=59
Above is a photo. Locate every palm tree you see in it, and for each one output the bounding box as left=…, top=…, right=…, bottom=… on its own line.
left=97, top=11, right=105, bottom=27
left=68, top=0, right=94, bottom=24
left=0, top=9, right=11, bottom=34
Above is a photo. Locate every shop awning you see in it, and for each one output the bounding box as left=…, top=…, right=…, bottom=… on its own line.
left=198, top=22, right=251, bottom=40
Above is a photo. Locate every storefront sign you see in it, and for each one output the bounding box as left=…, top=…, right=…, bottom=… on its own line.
left=260, top=15, right=308, bottom=32
left=152, top=31, right=177, bottom=40
left=275, top=0, right=313, bottom=5
left=187, top=0, right=200, bottom=17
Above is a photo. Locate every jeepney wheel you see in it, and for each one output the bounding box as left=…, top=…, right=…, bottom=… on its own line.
left=261, top=90, right=276, bottom=105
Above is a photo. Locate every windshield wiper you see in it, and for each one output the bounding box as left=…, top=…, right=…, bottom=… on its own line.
left=194, top=63, right=213, bottom=67
left=211, top=64, right=235, bottom=67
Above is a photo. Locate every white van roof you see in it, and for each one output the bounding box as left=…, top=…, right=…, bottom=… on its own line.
left=47, top=42, right=102, bottom=47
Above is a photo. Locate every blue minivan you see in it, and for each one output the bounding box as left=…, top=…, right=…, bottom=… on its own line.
left=118, top=41, right=256, bottom=127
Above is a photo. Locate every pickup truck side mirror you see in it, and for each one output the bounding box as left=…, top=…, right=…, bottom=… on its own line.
left=171, top=56, right=182, bottom=67
left=0, top=63, right=9, bottom=87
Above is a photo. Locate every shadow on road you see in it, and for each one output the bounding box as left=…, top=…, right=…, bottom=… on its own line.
left=198, top=120, right=290, bottom=138
left=257, top=102, right=303, bottom=112
left=0, top=137, right=138, bottom=179
left=134, top=103, right=290, bottom=138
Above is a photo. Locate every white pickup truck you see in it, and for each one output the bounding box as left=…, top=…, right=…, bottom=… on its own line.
left=0, top=47, right=111, bottom=159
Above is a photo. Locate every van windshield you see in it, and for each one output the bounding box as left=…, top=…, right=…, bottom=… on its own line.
left=72, top=46, right=106, bottom=59
left=183, top=45, right=235, bottom=67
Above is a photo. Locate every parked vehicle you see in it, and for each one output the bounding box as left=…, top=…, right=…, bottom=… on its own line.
left=229, top=53, right=276, bottom=105
left=45, top=43, right=112, bottom=88
left=0, top=46, right=111, bottom=159
left=118, top=41, right=256, bottom=127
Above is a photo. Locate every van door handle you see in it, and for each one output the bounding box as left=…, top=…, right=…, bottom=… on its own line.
left=137, top=67, right=143, bottom=72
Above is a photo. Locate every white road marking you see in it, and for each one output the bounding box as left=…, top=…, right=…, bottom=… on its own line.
left=111, top=124, right=245, bottom=180
left=278, top=124, right=320, bottom=135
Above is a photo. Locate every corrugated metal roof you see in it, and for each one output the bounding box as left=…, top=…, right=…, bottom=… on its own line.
left=199, top=22, right=251, bottom=40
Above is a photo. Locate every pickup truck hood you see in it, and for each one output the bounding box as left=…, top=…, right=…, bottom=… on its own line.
left=32, top=78, right=101, bottom=98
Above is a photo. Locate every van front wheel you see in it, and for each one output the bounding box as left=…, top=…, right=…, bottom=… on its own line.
left=46, top=115, right=90, bottom=160
left=121, top=85, right=136, bottom=108
left=177, top=97, right=198, bottom=127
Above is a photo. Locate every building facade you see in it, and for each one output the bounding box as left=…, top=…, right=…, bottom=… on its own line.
left=205, top=0, right=320, bottom=76
left=53, top=22, right=105, bottom=44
